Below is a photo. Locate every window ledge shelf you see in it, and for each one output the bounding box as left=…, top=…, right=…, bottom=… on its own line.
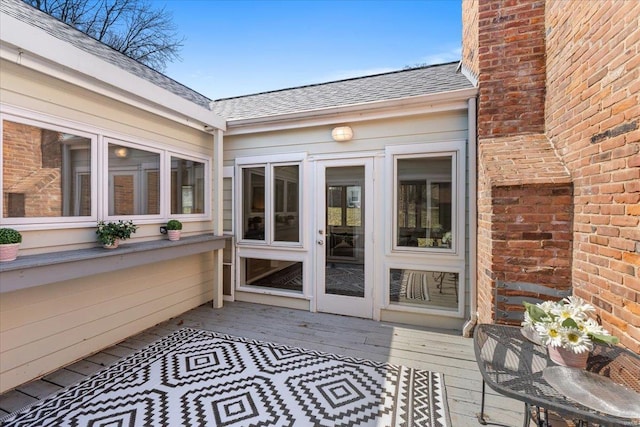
left=0, top=234, right=226, bottom=294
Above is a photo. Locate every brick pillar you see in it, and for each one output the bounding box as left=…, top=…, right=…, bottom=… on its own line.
left=469, top=0, right=573, bottom=324
left=477, top=0, right=546, bottom=138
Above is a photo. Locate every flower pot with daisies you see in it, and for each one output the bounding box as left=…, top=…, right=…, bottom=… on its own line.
left=522, top=296, right=619, bottom=369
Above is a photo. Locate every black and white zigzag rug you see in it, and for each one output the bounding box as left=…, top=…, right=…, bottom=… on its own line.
left=1, top=328, right=451, bottom=427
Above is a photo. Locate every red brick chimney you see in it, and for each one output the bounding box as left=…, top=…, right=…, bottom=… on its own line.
left=464, top=0, right=573, bottom=324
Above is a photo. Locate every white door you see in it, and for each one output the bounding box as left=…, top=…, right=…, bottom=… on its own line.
left=315, top=158, right=373, bottom=318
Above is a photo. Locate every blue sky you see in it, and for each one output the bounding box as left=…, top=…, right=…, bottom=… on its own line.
left=156, top=0, right=462, bottom=100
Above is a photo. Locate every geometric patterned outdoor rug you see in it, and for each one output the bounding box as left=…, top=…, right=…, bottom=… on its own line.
left=0, top=328, right=451, bottom=427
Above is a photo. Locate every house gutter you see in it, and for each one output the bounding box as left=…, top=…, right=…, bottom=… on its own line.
left=224, top=87, right=479, bottom=134
left=462, top=96, right=478, bottom=338
left=0, top=12, right=225, bottom=132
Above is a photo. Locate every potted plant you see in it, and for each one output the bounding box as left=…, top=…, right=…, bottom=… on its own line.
left=96, top=220, right=138, bottom=249
left=522, top=296, right=618, bottom=368
left=0, top=227, right=22, bottom=262
left=166, top=219, right=182, bottom=241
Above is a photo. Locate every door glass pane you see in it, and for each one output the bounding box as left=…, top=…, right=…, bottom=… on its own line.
left=389, top=269, right=459, bottom=311
left=2, top=120, right=92, bottom=218
left=396, top=156, right=452, bottom=248
left=274, top=165, right=299, bottom=242
left=243, top=167, right=265, bottom=240
left=108, top=143, right=160, bottom=215
left=325, top=166, right=364, bottom=297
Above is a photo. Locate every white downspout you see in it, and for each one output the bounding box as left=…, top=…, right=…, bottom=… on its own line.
left=463, top=96, right=478, bottom=338
left=212, top=128, right=224, bottom=309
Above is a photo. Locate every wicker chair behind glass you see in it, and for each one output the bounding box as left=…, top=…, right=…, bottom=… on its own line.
left=478, top=281, right=572, bottom=427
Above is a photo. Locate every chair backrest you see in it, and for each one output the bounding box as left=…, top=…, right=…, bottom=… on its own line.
left=494, top=280, right=572, bottom=324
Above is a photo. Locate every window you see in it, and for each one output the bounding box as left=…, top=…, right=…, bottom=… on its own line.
left=171, top=157, right=205, bottom=214
left=274, top=165, right=299, bottom=242
left=241, top=257, right=303, bottom=294
left=394, top=154, right=455, bottom=250
left=2, top=119, right=94, bottom=220
left=389, top=268, right=459, bottom=311
left=108, top=143, right=160, bottom=215
left=1, top=111, right=211, bottom=226
left=239, top=160, right=301, bottom=245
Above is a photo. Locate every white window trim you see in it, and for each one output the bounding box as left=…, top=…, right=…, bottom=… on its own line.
left=0, top=111, right=99, bottom=226
left=166, top=151, right=211, bottom=221
left=383, top=262, right=466, bottom=318
left=385, top=140, right=466, bottom=260
left=235, top=153, right=306, bottom=247
left=236, top=249, right=310, bottom=299
left=1, top=105, right=212, bottom=228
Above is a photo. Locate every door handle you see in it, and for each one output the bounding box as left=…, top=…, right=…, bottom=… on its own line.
left=317, top=240, right=324, bottom=245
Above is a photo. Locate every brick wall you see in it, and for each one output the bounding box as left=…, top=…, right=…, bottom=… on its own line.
left=466, top=0, right=639, bottom=350
left=461, top=0, right=479, bottom=79
left=546, top=0, right=640, bottom=351
left=476, top=0, right=546, bottom=138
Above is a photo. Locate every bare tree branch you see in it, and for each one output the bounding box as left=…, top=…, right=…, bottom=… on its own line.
left=23, top=0, right=183, bottom=71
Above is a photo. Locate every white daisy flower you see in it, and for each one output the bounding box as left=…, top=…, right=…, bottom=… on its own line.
left=562, top=327, right=592, bottom=354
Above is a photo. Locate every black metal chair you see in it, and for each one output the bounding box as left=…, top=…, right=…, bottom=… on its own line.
left=477, top=281, right=571, bottom=426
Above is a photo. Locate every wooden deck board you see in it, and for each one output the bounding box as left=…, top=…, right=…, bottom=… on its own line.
left=0, top=301, right=540, bottom=426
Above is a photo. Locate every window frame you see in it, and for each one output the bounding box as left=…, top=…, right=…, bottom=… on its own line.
left=386, top=141, right=465, bottom=257
left=1, top=111, right=99, bottom=226
left=167, top=151, right=210, bottom=220
left=235, top=153, right=305, bottom=248
left=385, top=263, right=465, bottom=318
left=1, top=106, right=211, bottom=228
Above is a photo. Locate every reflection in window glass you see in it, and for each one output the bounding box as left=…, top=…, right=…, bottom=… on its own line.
left=327, top=185, right=361, bottom=227
left=274, top=165, right=299, bottom=242
left=243, top=257, right=302, bottom=293
left=171, top=157, right=205, bottom=214
left=2, top=120, right=92, bottom=218
left=389, top=269, right=458, bottom=310
left=243, top=167, right=265, bottom=240
left=396, top=156, right=452, bottom=248
left=108, top=143, right=160, bottom=215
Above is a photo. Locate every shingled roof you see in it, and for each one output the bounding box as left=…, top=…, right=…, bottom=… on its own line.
left=210, top=62, right=474, bottom=121
left=0, top=0, right=213, bottom=110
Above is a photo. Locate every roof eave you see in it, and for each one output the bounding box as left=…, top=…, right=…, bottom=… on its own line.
left=223, top=87, right=478, bottom=135
left=0, top=12, right=226, bottom=132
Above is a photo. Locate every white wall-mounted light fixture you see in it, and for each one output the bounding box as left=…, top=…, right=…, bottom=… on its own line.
left=331, top=126, right=353, bottom=142
left=114, top=147, right=129, bottom=158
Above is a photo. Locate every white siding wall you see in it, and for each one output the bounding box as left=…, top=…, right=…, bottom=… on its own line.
left=0, top=60, right=221, bottom=392
left=224, top=112, right=468, bottom=165
left=0, top=254, right=214, bottom=393
left=223, top=109, right=470, bottom=330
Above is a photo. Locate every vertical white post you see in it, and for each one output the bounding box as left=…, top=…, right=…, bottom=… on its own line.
left=212, top=128, right=224, bottom=308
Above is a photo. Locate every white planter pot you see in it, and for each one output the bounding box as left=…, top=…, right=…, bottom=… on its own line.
left=102, top=239, right=120, bottom=249
left=168, top=230, right=181, bottom=241
left=0, top=243, right=20, bottom=262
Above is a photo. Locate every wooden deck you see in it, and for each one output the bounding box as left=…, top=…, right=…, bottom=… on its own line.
left=0, top=301, right=547, bottom=426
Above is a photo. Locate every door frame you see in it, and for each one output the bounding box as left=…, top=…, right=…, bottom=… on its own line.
left=314, top=156, right=374, bottom=318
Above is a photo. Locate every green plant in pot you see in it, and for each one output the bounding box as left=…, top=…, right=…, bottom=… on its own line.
left=0, top=227, right=22, bottom=262
left=96, top=220, right=138, bottom=249
left=167, top=219, right=182, bottom=241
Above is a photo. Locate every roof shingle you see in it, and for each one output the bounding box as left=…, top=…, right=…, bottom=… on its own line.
left=211, top=62, right=474, bottom=121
